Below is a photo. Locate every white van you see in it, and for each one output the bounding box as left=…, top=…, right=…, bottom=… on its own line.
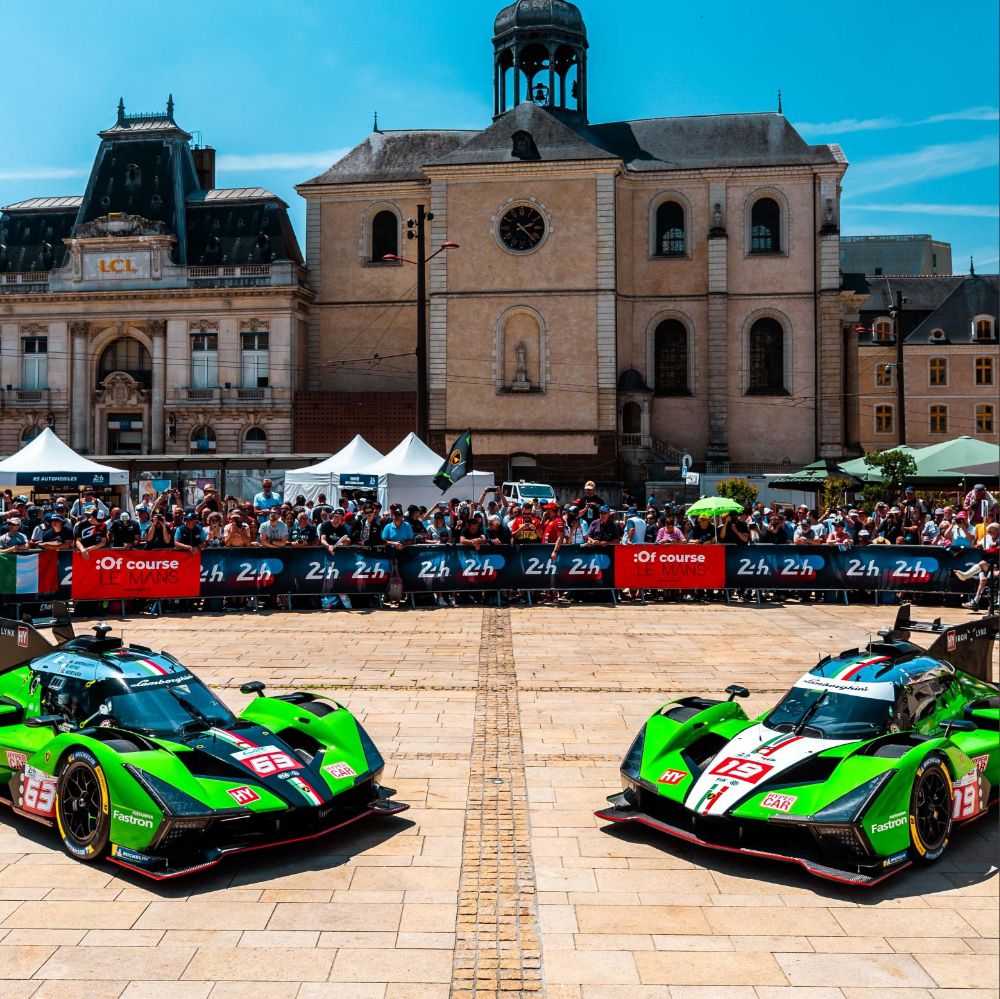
left=501, top=481, right=557, bottom=505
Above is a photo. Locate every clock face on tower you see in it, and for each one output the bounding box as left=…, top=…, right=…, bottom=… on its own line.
left=498, top=204, right=546, bottom=252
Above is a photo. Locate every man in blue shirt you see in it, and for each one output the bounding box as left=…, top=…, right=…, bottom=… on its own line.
left=253, top=478, right=283, bottom=517
left=382, top=505, right=414, bottom=549
left=173, top=509, right=206, bottom=552
left=0, top=517, right=29, bottom=552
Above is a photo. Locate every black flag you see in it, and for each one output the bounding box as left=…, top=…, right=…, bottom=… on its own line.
left=434, top=430, right=473, bottom=492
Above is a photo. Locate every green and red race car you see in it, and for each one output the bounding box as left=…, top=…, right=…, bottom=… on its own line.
left=597, top=607, right=999, bottom=885
left=0, top=608, right=407, bottom=879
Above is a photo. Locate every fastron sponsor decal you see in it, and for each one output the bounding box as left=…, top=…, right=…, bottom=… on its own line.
left=113, top=808, right=155, bottom=829
left=760, top=792, right=797, bottom=813
left=870, top=814, right=907, bottom=834
left=656, top=768, right=688, bottom=785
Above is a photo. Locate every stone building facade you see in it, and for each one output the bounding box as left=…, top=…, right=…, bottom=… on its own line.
left=298, top=0, right=850, bottom=484
left=0, top=100, right=310, bottom=457
left=856, top=272, right=999, bottom=450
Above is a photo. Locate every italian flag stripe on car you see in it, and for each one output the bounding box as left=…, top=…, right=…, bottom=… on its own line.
left=209, top=728, right=257, bottom=750
left=135, top=658, right=169, bottom=675
left=288, top=776, right=322, bottom=806
left=838, top=655, right=890, bottom=681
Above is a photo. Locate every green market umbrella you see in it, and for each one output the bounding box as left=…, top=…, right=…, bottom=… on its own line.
left=769, top=458, right=862, bottom=491
left=685, top=496, right=745, bottom=517
left=910, top=437, right=1000, bottom=484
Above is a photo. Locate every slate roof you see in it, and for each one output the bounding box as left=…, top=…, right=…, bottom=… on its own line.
left=307, top=106, right=843, bottom=185
left=2, top=196, right=83, bottom=212
left=0, top=205, right=77, bottom=271
left=301, top=130, right=479, bottom=186
left=190, top=187, right=284, bottom=204
left=857, top=274, right=999, bottom=346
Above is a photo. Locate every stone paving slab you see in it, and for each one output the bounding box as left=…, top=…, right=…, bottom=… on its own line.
left=0, top=603, right=995, bottom=997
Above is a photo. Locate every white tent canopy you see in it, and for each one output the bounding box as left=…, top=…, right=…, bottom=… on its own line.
left=366, top=433, right=494, bottom=510
left=281, top=435, right=384, bottom=503
left=0, top=428, right=128, bottom=490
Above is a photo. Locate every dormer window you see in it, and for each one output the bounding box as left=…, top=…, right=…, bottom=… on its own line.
left=873, top=318, right=894, bottom=341
left=974, top=316, right=995, bottom=340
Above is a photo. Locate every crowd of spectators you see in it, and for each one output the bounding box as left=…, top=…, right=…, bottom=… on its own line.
left=0, top=477, right=996, bottom=610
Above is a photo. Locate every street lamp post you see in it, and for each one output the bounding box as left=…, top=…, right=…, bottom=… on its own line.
left=891, top=289, right=907, bottom=446
left=382, top=209, right=459, bottom=443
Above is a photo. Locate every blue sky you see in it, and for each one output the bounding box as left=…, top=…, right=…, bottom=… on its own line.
left=3, top=0, right=998, bottom=268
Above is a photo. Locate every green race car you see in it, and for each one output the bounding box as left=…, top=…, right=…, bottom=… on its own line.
left=0, top=608, right=407, bottom=879
left=597, top=607, right=999, bottom=885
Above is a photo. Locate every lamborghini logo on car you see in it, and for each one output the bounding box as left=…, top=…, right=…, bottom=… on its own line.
left=449, top=450, right=462, bottom=465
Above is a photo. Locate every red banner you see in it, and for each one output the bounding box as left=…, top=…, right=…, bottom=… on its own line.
left=71, top=551, right=202, bottom=600
left=614, top=545, right=725, bottom=589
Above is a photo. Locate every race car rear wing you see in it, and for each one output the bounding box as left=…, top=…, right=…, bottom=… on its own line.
left=0, top=602, right=74, bottom=675
left=881, top=604, right=999, bottom=683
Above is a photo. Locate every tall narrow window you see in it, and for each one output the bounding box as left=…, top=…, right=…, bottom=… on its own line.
left=21, top=336, right=47, bottom=390
left=929, top=404, right=948, bottom=434
left=975, top=356, right=994, bottom=385
left=750, top=197, right=780, bottom=253
left=653, top=319, right=690, bottom=394
left=190, top=329, right=218, bottom=388
left=654, top=201, right=685, bottom=256
left=621, top=401, right=641, bottom=435
left=875, top=363, right=893, bottom=387
left=875, top=405, right=894, bottom=435
left=928, top=357, right=948, bottom=386
left=190, top=425, right=217, bottom=453
left=873, top=318, right=894, bottom=341
left=976, top=404, right=995, bottom=434
left=371, top=210, right=398, bottom=262
left=747, top=317, right=785, bottom=394
left=241, top=331, right=269, bottom=388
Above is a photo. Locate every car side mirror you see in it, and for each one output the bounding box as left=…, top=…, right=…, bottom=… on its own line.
left=725, top=685, right=750, bottom=701
left=942, top=717, right=976, bottom=737
left=25, top=714, right=63, bottom=731
left=240, top=681, right=266, bottom=697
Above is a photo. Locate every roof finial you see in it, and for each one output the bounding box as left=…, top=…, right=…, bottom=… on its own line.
left=117, top=97, right=125, bottom=126
left=777, top=89, right=783, bottom=114
left=373, top=110, right=380, bottom=133
left=167, top=93, right=175, bottom=121
left=970, top=254, right=975, bottom=275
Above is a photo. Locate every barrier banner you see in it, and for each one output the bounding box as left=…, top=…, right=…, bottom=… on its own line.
left=0, top=551, right=59, bottom=595
left=71, top=551, right=202, bottom=600
left=724, top=544, right=981, bottom=592
left=615, top=545, right=725, bottom=589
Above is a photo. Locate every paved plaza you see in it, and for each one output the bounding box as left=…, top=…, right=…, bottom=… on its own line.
left=0, top=603, right=997, bottom=998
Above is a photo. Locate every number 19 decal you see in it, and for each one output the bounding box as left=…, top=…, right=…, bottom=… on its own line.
left=708, top=756, right=774, bottom=784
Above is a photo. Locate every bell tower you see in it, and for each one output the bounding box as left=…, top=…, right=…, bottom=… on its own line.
left=492, top=0, right=588, bottom=123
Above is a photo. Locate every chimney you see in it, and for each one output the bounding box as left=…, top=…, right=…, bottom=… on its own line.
left=192, top=145, right=216, bottom=191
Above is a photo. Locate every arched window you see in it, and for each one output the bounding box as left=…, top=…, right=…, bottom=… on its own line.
left=747, top=317, right=785, bottom=394
left=654, top=201, right=685, bottom=257
left=21, top=425, right=41, bottom=444
left=750, top=197, right=781, bottom=253
left=974, top=316, right=995, bottom=340
left=190, top=425, right=217, bottom=453
left=243, top=427, right=267, bottom=455
left=371, top=210, right=398, bottom=262
left=653, top=319, right=690, bottom=395
left=622, top=401, right=642, bottom=435
left=98, top=338, right=151, bottom=388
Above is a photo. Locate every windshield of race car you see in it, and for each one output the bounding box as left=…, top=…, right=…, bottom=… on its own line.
left=764, top=685, right=894, bottom=740
left=42, top=668, right=238, bottom=737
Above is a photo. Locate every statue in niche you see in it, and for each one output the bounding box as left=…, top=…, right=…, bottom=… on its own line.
left=511, top=340, right=530, bottom=391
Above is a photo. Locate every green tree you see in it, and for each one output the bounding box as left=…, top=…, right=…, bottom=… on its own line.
left=715, top=477, right=759, bottom=511
left=820, top=476, right=855, bottom=513
left=861, top=450, right=918, bottom=508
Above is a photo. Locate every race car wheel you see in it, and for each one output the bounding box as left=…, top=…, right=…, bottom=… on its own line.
left=56, top=750, right=111, bottom=862
left=908, top=753, right=952, bottom=863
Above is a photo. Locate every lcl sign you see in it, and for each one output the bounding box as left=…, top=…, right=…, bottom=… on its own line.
left=98, top=257, right=138, bottom=274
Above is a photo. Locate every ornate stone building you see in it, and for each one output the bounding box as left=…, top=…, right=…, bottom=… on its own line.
left=298, top=0, right=850, bottom=484
left=0, top=99, right=310, bottom=456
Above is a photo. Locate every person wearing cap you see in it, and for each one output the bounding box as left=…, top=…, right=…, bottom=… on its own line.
left=963, top=483, right=999, bottom=527
left=877, top=506, right=903, bottom=544
left=509, top=503, right=541, bottom=544
left=319, top=508, right=351, bottom=553
left=856, top=529, right=871, bottom=547
left=623, top=506, right=647, bottom=545
left=382, top=505, right=414, bottom=550
left=252, top=478, right=283, bottom=518
left=586, top=505, right=622, bottom=546
left=944, top=511, right=975, bottom=548
left=39, top=513, right=73, bottom=550
left=196, top=484, right=222, bottom=517
left=256, top=508, right=288, bottom=549
left=351, top=502, right=383, bottom=548
left=572, top=480, right=605, bottom=525
left=539, top=502, right=566, bottom=550
left=134, top=505, right=152, bottom=541
left=173, top=509, right=207, bottom=553
left=405, top=504, right=429, bottom=543
left=73, top=507, right=107, bottom=559
left=223, top=510, right=254, bottom=548
left=426, top=508, right=449, bottom=542
left=70, top=489, right=109, bottom=521
left=826, top=516, right=853, bottom=547
left=0, top=517, right=29, bottom=553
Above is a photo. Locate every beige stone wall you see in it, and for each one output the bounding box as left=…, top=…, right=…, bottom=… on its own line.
left=857, top=343, right=1000, bottom=449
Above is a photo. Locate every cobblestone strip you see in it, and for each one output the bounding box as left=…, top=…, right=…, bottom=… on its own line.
left=452, top=608, right=543, bottom=998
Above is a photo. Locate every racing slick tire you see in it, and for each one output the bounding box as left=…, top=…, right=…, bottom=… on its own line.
left=55, top=749, right=111, bottom=863
left=908, top=753, right=953, bottom=864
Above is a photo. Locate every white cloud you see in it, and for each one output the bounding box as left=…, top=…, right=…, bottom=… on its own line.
left=795, top=117, right=901, bottom=137
left=848, top=138, right=1000, bottom=195
left=0, top=165, right=88, bottom=181
left=215, top=149, right=349, bottom=172
left=850, top=202, right=1000, bottom=218
left=921, top=106, right=999, bottom=124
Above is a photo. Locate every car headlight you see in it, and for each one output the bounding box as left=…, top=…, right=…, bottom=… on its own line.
left=812, top=771, right=896, bottom=824
left=621, top=726, right=646, bottom=788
